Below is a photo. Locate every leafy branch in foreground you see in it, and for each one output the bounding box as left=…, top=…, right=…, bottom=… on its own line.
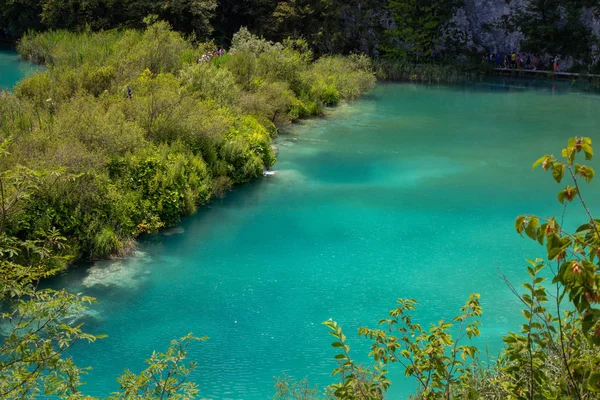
left=110, top=333, right=208, bottom=400
left=322, top=294, right=482, bottom=399
left=513, top=136, right=600, bottom=397
left=1, top=211, right=206, bottom=399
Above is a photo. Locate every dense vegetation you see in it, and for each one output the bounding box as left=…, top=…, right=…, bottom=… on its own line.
left=501, top=0, right=600, bottom=70
left=1, top=22, right=374, bottom=263
left=382, top=0, right=463, bottom=62
left=2, top=1, right=600, bottom=399
left=0, top=21, right=376, bottom=399
left=3, top=0, right=599, bottom=67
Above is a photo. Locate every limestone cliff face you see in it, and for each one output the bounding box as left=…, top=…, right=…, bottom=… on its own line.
left=454, top=0, right=525, bottom=53
left=454, top=1, right=600, bottom=55
left=353, top=1, right=599, bottom=61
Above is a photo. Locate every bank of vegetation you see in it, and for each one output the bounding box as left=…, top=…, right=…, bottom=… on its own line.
left=0, top=21, right=376, bottom=398
left=1, top=22, right=375, bottom=263
left=2, top=1, right=600, bottom=399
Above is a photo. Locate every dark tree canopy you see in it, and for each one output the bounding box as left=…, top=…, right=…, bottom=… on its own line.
left=0, top=0, right=599, bottom=61
left=0, top=0, right=218, bottom=40
left=382, top=0, right=463, bottom=61
left=504, top=0, right=598, bottom=62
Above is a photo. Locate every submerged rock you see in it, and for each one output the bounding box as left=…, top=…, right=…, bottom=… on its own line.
left=82, top=251, right=152, bottom=290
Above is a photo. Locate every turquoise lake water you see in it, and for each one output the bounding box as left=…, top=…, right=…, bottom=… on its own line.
left=0, top=48, right=39, bottom=89
left=4, top=59, right=600, bottom=398
left=47, top=81, right=600, bottom=399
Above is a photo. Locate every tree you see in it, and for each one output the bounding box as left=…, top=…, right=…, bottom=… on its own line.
left=0, top=0, right=217, bottom=40
left=0, top=0, right=43, bottom=37
left=270, top=0, right=344, bottom=54
left=40, top=0, right=113, bottom=30
left=212, top=0, right=277, bottom=46
left=150, top=0, right=217, bottom=40
left=383, top=0, right=463, bottom=61
left=268, top=0, right=388, bottom=56
left=504, top=0, right=598, bottom=64
left=336, top=0, right=387, bottom=56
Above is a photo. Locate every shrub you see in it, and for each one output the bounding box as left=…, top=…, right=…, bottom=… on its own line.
left=180, top=62, right=240, bottom=106
left=4, top=23, right=374, bottom=264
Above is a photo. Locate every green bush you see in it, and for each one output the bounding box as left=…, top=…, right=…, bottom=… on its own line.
left=3, top=23, right=375, bottom=264
left=181, top=62, right=240, bottom=106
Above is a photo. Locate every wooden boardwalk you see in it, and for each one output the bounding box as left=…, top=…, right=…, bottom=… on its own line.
left=494, top=68, right=600, bottom=79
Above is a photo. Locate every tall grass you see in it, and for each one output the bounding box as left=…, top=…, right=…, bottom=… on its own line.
left=18, top=30, right=127, bottom=66
left=374, top=58, right=493, bottom=83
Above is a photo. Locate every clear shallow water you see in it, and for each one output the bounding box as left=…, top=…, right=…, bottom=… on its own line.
left=44, top=81, right=600, bottom=399
left=0, top=48, right=39, bottom=89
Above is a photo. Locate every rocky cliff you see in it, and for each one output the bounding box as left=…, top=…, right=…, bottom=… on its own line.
left=456, top=0, right=600, bottom=55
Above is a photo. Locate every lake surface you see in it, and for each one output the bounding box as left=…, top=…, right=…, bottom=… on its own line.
left=41, top=81, right=600, bottom=398
left=0, top=48, right=39, bottom=88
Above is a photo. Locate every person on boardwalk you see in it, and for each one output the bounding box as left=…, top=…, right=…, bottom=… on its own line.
left=532, top=55, right=537, bottom=70
left=554, top=56, right=560, bottom=72
left=516, top=54, right=521, bottom=69
left=496, top=53, right=502, bottom=66
left=511, top=52, right=517, bottom=68
left=504, top=54, right=509, bottom=68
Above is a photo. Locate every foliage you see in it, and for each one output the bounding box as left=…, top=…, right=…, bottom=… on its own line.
left=3, top=0, right=600, bottom=66
left=111, top=334, right=207, bottom=400
left=0, top=287, right=101, bottom=399
left=374, top=58, right=492, bottom=83
left=5, top=24, right=374, bottom=265
left=502, top=0, right=599, bottom=63
left=0, top=0, right=217, bottom=39
left=512, top=137, right=600, bottom=397
left=382, top=0, right=463, bottom=62
left=0, top=0, right=386, bottom=57
left=0, top=200, right=206, bottom=399
left=321, top=295, right=482, bottom=399
left=273, top=374, right=321, bottom=400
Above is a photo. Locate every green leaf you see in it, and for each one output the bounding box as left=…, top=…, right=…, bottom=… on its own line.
left=532, top=156, right=550, bottom=170
left=536, top=224, right=546, bottom=245
left=582, top=143, right=594, bottom=160
left=585, top=166, right=595, bottom=182
left=557, top=190, right=566, bottom=204
left=588, top=373, right=600, bottom=393
left=582, top=309, right=600, bottom=342
left=516, top=216, right=526, bottom=236
left=552, top=163, right=564, bottom=183
left=525, top=217, right=539, bottom=240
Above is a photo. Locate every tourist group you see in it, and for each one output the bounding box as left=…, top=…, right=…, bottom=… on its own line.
left=483, top=52, right=561, bottom=72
